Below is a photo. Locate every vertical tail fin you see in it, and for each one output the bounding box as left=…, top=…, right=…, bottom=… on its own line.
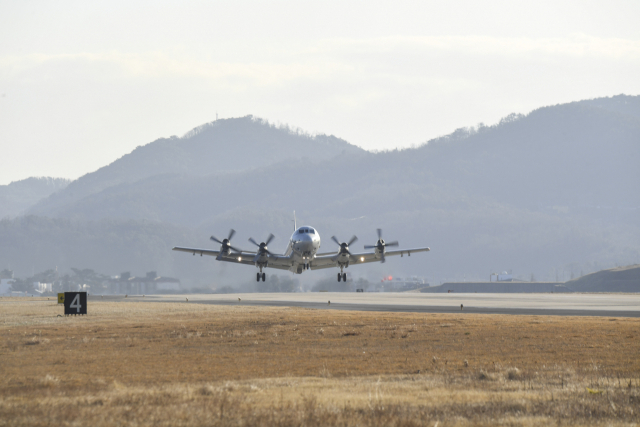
left=293, top=211, right=297, bottom=231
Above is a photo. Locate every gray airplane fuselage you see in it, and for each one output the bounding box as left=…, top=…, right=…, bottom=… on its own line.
left=284, top=226, right=321, bottom=267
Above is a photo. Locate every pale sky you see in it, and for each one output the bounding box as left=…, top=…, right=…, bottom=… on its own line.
left=1, top=0, right=639, bottom=184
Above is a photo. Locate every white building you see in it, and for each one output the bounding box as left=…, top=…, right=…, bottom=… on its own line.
left=33, top=282, right=53, bottom=293
left=490, top=271, right=513, bottom=282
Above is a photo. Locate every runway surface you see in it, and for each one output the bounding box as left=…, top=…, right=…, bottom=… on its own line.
left=93, top=292, right=640, bottom=317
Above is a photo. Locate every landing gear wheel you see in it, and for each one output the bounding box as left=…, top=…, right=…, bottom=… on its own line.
left=262, top=272, right=266, bottom=282
left=342, top=272, right=347, bottom=282
left=337, top=273, right=341, bottom=282
left=256, top=272, right=260, bottom=282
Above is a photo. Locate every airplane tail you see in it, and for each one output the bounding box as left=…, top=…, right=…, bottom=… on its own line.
left=293, top=210, right=297, bottom=231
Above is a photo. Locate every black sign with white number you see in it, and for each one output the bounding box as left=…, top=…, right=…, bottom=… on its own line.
left=64, top=292, right=87, bottom=315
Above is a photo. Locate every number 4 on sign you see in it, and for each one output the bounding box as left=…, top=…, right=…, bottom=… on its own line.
left=70, top=294, right=81, bottom=313
left=63, top=292, right=87, bottom=315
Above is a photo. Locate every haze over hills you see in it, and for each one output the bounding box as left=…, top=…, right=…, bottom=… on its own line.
left=0, top=177, right=70, bottom=219
left=565, top=264, right=640, bottom=292
left=27, top=116, right=364, bottom=218
left=27, top=95, right=640, bottom=224
left=1, top=95, right=639, bottom=288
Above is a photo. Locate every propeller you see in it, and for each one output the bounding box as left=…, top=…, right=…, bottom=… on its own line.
left=331, top=235, right=358, bottom=256
left=248, top=233, right=275, bottom=257
left=210, top=229, right=241, bottom=253
left=364, top=228, right=398, bottom=263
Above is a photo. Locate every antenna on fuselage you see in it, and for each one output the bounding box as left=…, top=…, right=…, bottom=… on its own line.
left=293, top=211, right=297, bottom=231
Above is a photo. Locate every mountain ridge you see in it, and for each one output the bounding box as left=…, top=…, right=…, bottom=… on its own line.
left=2, top=95, right=638, bottom=287
left=24, top=95, right=640, bottom=227
left=0, top=177, right=70, bottom=219
left=27, top=115, right=364, bottom=217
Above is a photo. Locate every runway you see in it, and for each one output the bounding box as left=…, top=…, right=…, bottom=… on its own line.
left=93, top=292, right=640, bottom=317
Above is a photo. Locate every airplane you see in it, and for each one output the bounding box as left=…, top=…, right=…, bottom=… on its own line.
left=172, top=213, right=430, bottom=282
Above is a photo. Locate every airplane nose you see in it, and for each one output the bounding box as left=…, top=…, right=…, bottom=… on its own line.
left=298, top=234, right=313, bottom=245
left=299, top=241, right=312, bottom=249
left=296, top=235, right=314, bottom=253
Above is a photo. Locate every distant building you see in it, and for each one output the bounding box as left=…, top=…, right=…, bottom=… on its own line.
left=107, top=271, right=181, bottom=294
left=490, top=271, right=513, bottom=282
left=33, top=282, right=53, bottom=293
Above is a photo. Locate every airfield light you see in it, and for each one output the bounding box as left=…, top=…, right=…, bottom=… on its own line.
left=388, top=276, right=393, bottom=281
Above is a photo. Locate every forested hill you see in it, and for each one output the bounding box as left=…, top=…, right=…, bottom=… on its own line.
left=0, top=177, right=70, bottom=219
left=2, top=95, right=639, bottom=286
left=574, top=94, right=640, bottom=120
left=565, top=264, right=640, bottom=292
left=26, top=95, right=640, bottom=225
left=388, top=94, right=640, bottom=211
left=27, top=116, right=364, bottom=217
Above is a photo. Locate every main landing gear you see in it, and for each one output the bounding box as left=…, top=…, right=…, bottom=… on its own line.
left=337, top=272, right=347, bottom=282
left=256, top=272, right=266, bottom=282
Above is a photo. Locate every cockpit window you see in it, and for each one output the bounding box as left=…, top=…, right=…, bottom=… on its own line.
left=309, top=228, right=315, bottom=234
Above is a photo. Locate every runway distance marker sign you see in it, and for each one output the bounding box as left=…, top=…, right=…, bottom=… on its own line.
left=64, top=292, right=87, bottom=315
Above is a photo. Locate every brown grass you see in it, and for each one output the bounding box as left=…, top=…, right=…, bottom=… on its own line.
left=1, top=297, right=639, bottom=426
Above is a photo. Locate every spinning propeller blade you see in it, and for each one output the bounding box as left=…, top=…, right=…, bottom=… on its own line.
left=331, top=235, right=358, bottom=256
left=365, top=228, right=399, bottom=263
left=248, top=234, right=275, bottom=256
left=265, top=233, right=275, bottom=246
left=211, top=229, right=241, bottom=252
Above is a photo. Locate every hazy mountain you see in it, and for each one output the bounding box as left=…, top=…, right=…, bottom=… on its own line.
left=0, top=215, right=214, bottom=284
left=26, top=95, right=640, bottom=226
left=565, top=264, right=640, bottom=292
left=27, top=116, right=364, bottom=217
left=575, top=94, right=640, bottom=120
left=0, top=177, right=70, bottom=219
left=3, top=95, right=640, bottom=287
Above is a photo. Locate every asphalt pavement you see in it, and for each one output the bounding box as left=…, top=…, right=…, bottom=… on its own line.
left=90, top=292, right=640, bottom=317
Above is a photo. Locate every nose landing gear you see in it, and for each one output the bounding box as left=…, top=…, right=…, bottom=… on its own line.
left=256, top=272, right=267, bottom=282
left=337, top=272, right=347, bottom=282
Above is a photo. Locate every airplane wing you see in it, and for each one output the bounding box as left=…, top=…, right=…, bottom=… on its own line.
left=310, top=247, right=430, bottom=270
left=382, top=247, right=431, bottom=257
left=172, top=247, right=257, bottom=266
left=173, top=247, right=220, bottom=257
left=172, top=247, right=295, bottom=270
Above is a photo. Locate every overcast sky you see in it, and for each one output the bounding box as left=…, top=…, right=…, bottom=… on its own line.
left=1, top=0, right=639, bottom=184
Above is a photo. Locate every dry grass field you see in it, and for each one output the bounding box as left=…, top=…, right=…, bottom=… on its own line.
left=1, top=297, right=639, bottom=426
